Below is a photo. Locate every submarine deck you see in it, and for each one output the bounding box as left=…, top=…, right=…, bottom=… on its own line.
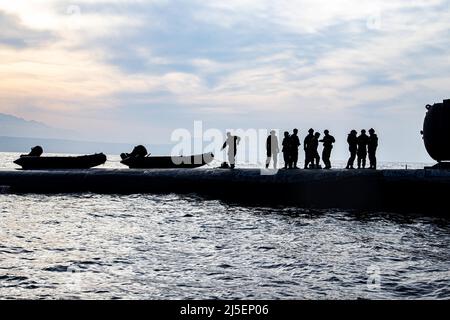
left=0, top=168, right=449, bottom=215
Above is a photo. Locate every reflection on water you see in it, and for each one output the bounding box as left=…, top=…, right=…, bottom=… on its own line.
left=0, top=152, right=431, bottom=170
left=0, top=193, right=448, bottom=299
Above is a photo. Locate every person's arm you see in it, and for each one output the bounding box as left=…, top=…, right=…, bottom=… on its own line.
left=221, top=141, right=227, bottom=150
left=236, top=136, right=241, bottom=145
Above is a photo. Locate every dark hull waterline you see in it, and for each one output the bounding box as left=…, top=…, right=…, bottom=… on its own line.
left=120, top=152, right=214, bottom=169
left=13, top=154, right=107, bottom=170
left=0, top=168, right=449, bottom=215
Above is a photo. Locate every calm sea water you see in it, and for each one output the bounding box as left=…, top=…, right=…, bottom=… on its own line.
left=0, top=152, right=448, bottom=299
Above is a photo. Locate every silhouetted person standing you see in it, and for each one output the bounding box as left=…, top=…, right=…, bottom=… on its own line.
left=311, top=132, right=321, bottom=169
left=304, top=128, right=314, bottom=169
left=282, top=131, right=291, bottom=169
left=290, top=129, right=301, bottom=169
left=357, top=129, right=369, bottom=169
left=320, top=130, right=335, bottom=169
left=346, top=130, right=358, bottom=169
left=221, top=132, right=241, bottom=169
left=368, top=128, right=378, bottom=169
left=266, top=130, right=280, bottom=169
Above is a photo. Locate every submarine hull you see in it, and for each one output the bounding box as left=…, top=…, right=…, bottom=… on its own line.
left=423, top=99, right=450, bottom=162
left=0, top=169, right=449, bottom=215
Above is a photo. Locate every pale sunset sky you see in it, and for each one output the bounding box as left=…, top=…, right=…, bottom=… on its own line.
left=1, top=0, right=449, bottom=161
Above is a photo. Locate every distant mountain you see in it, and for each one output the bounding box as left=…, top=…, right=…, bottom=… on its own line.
left=0, top=136, right=172, bottom=155
left=0, top=113, right=75, bottom=139
left=0, top=113, right=173, bottom=155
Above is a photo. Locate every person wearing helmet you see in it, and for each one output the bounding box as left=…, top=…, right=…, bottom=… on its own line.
left=357, top=129, right=369, bottom=169
left=346, top=130, right=358, bottom=169
left=282, top=131, right=292, bottom=169
left=319, top=130, right=335, bottom=169
left=289, top=128, right=301, bottom=169
left=303, top=128, right=315, bottom=169
left=311, top=132, right=321, bottom=169
left=221, top=132, right=241, bottom=169
left=368, top=128, right=378, bottom=169
left=265, top=130, right=280, bottom=169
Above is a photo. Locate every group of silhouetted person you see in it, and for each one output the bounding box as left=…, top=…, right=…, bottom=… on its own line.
left=221, top=128, right=378, bottom=170
left=22, top=129, right=378, bottom=171
left=264, top=128, right=336, bottom=170
left=345, top=128, right=378, bottom=169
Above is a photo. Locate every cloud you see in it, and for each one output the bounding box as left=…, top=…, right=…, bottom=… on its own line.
left=0, top=10, right=56, bottom=48
left=0, top=1, right=449, bottom=160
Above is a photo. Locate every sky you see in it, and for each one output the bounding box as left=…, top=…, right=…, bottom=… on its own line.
left=0, top=0, right=449, bottom=162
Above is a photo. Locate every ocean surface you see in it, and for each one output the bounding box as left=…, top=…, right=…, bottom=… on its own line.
left=0, top=152, right=448, bottom=299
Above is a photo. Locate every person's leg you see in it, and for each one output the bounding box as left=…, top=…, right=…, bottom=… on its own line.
left=368, top=150, right=376, bottom=169
left=362, top=152, right=367, bottom=169
left=229, top=152, right=235, bottom=169
left=293, top=152, right=298, bottom=168
left=308, top=154, right=312, bottom=168
left=347, top=150, right=354, bottom=168
left=346, top=150, right=352, bottom=169
left=327, top=148, right=332, bottom=168
left=304, top=151, right=309, bottom=169
left=266, top=155, right=271, bottom=168
left=273, top=154, right=278, bottom=169
left=374, top=150, right=377, bottom=169
left=351, top=151, right=356, bottom=168
left=323, top=149, right=330, bottom=168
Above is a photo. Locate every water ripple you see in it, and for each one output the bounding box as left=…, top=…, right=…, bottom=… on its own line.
left=0, top=193, right=449, bottom=299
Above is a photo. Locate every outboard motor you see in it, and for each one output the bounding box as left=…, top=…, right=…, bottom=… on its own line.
left=120, top=145, right=148, bottom=160
left=422, top=99, right=450, bottom=168
left=21, top=145, right=43, bottom=157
